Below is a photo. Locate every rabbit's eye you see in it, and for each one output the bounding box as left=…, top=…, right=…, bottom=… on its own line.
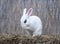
left=24, top=19, right=27, bottom=23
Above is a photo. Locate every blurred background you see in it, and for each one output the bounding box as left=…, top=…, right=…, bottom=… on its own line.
left=0, top=0, right=60, bottom=35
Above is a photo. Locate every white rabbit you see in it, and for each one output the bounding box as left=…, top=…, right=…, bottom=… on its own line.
left=20, top=8, right=42, bottom=37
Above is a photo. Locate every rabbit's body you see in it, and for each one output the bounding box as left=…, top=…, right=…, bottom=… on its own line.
left=28, top=16, right=42, bottom=36
left=20, top=8, right=42, bottom=37
left=28, top=16, right=42, bottom=30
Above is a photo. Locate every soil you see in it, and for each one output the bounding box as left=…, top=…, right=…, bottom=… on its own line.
left=0, top=34, right=60, bottom=44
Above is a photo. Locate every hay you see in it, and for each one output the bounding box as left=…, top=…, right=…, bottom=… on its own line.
left=0, top=34, right=60, bottom=44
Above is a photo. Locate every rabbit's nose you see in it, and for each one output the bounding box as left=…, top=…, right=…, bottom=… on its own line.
left=27, top=25, right=29, bottom=27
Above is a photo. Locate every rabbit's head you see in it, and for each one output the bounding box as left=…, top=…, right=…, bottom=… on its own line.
left=20, top=8, right=33, bottom=29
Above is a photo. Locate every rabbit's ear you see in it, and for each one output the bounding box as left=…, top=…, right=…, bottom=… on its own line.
left=23, top=8, right=27, bottom=15
left=27, top=8, right=33, bottom=16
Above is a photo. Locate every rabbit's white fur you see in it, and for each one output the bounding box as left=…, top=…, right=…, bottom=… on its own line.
left=20, top=8, right=42, bottom=37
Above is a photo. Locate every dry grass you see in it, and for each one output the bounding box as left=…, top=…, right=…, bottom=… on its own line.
left=0, top=34, right=60, bottom=44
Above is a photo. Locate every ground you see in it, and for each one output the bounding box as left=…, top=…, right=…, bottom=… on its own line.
left=0, top=34, right=60, bottom=44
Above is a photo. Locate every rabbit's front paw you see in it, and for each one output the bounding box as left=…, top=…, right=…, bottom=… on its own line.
left=32, top=34, right=35, bottom=37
